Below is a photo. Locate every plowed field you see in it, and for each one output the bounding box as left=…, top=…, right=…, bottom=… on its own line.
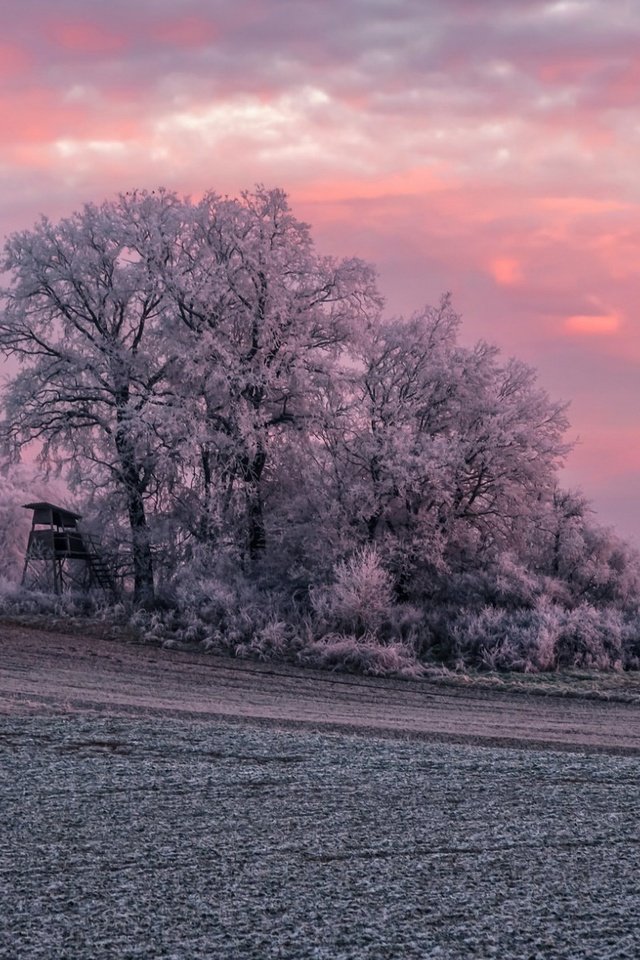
left=2, top=623, right=639, bottom=959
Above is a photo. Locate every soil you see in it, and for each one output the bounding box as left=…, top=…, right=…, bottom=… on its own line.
left=2, top=621, right=639, bottom=755
left=3, top=622, right=640, bottom=958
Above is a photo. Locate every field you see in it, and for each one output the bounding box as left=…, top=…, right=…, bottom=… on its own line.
left=2, top=624, right=640, bottom=958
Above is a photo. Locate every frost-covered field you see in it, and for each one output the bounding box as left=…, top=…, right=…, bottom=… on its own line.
left=3, top=715, right=640, bottom=960
left=3, top=624, right=640, bottom=752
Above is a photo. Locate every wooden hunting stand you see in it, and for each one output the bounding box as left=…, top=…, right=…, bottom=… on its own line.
left=21, top=501, right=117, bottom=597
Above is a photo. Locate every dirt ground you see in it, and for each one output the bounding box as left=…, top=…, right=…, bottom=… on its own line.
left=2, top=621, right=640, bottom=754
left=3, top=622, right=640, bottom=958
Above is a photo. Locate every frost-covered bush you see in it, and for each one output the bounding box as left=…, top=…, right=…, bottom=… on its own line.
left=554, top=604, right=626, bottom=670
left=621, top=615, right=640, bottom=669
left=125, top=547, right=297, bottom=655
left=231, top=619, right=295, bottom=661
left=310, top=545, right=398, bottom=637
left=445, top=599, right=637, bottom=672
left=449, top=603, right=560, bottom=672
left=438, top=556, right=542, bottom=610
left=298, top=633, right=424, bottom=678
left=0, top=581, right=113, bottom=619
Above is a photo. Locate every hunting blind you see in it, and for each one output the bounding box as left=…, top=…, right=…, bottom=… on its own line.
left=21, top=501, right=117, bottom=597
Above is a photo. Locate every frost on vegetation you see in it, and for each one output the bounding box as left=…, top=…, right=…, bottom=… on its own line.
left=298, top=633, right=426, bottom=678
left=1, top=186, right=640, bottom=676
left=0, top=580, right=125, bottom=626
left=448, top=600, right=638, bottom=673
left=311, top=545, right=395, bottom=636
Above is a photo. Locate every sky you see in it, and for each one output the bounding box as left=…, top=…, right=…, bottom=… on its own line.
left=1, top=0, right=639, bottom=541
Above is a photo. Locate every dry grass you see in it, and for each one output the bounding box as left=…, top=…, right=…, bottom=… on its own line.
left=436, top=666, right=640, bottom=704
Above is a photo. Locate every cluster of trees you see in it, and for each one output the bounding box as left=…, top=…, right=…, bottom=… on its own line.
left=1, top=187, right=639, bottom=670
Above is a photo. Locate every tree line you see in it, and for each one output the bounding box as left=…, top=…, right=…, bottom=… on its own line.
left=1, top=187, right=638, bottom=670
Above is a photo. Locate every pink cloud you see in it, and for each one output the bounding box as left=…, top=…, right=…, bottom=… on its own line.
left=151, top=17, right=218, bottom=48
left=298, top=167, right=453, bottom=205
left=594, top=57, right=640, bottom=108
left=0, top=89, right=142, bottom=147
left=0, top=90, right=85, bottom=144
left=564, top=313, right=620, bottom=336
left=537, top=197, right=630, bottom=216
left=489, top=257, right=523, bottom=286
left=0, top=42, right=31, bottom=77
left=47, top=21, right=128, bottom=54
left=537, top=54, right=602, bottom=86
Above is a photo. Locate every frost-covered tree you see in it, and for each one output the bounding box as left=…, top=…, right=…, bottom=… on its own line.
left=315, top=296, right=571, bottom=599
left=160, top=186, right=381, bottom=560
left=531, top=488, right=640, bottom=610
left=2, top=182, right=638, bottom=669
left=0, top=186, right=381, bottom=590
left=0, top=190, right=185, bottom=603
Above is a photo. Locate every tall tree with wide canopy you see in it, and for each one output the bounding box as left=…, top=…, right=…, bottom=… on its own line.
left=0, top=190, right=184, bottom=603
left=162, top=186, right=381, bottom=560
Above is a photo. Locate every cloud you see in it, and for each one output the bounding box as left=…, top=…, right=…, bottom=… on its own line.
left=151, top=17, right=219, bottom=48
left=47, top=21, right=128, bottom=54
left=564, top=312, right=620, bottom=335
left=0, top=42, right=31, bottom=77
left=489, top=257, right=523, bottom=286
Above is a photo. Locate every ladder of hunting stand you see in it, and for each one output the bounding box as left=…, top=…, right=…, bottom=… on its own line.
left=82, top=534, right=119, bottom=596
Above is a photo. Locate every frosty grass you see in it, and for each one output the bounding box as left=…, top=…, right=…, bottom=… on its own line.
left=2, top=717, right=639, bottom=959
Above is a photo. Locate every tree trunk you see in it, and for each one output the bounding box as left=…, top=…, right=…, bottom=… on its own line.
left=126, top=481, right=155, bottom=606
left=115, top=415, right=155, bottom=606
left=199, top=446, right=215, bottom=544
left=246, top=483, right=266, bottom=558
left=366, top=510, right=382, bottom=542
left=241, top=446, right=267, bottom=560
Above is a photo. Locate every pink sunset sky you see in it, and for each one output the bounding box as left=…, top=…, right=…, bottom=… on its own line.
left=1, top=0, right=639, bottom=541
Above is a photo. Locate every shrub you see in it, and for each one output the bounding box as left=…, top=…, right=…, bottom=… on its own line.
left=310, top=545, right=397, bottom=637
left=445, top=599, right=637, bottom=672
left=555, top=604, right=625, bottom=670
left=297, top=632, right=425, bottom=678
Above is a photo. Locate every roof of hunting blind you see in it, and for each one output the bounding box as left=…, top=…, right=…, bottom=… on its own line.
left=23, top=502, right=83, bottom=524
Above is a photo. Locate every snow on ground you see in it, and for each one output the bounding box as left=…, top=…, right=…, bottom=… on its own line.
left=3, top=716, right=640, bottom=959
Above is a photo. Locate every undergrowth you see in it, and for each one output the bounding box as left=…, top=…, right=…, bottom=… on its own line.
left=2, top=542, right=640, bottom=680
